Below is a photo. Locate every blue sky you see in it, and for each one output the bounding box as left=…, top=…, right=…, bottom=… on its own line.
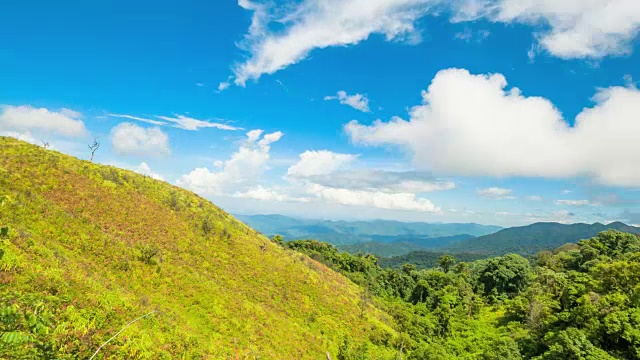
left=2, top=0, right=640, bottom=226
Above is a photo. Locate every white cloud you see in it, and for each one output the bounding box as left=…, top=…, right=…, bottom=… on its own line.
left=177, top=130, right=283, bottom=195
left=454, top=27, right=490, bottom=43
left=232, top=0, right=435, bottom=85
left=298, top=168, right=455, bottom=193
left=551, top=210, right=576, bottom=223
left=346, top=68, right=640, bottom=187
left=287, top=150, right=358, bottom=177
left=282, top=150, right=446, bottom=213
left=228, top=0, right=640, bottom=86
left=109, top=113, right=242, bottom=131
left=133, top=162, right=165, bottom=181
left=324, top=91, right=371, bottom=112
left=526, top=195, right=543, bottom=201
left=218, top=81, right=231, bottom=92
left=477, top=187, right=515, bottom=199
left=110, top=123, right=170, bottom=156
left=0, top=130, right=39, bottom=145
left=233, top=186, right=309, bottom=203
left=555, top=199, right=593, bottom=206
left=561, top=189, right=573, bottom=194
left=459, top=0, right=640, bottom=59
left=307, top=184, right=440, bottom=213
left=0, top=105, right=87, bottom=137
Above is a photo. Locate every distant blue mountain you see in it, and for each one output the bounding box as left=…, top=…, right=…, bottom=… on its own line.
left=234, top=214, right=502, bottom=246
left=445, top=221, right=640, bottom=256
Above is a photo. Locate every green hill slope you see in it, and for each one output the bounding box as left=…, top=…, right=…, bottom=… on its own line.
left=0, top=137, right=396, bottom=359
left=445, top=221, right=640, bottom=256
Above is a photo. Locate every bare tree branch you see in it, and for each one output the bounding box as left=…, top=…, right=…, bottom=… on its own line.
left=88, top=138, right=100, bottom=162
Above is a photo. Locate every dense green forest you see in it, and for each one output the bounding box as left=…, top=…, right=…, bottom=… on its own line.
left=283, top=230, right=640, bottom=359
left=379, top=250, right=487, bottom=269
left=339, top=241, right=430, bottom=257
left=339, top=234, right=477, bottom=257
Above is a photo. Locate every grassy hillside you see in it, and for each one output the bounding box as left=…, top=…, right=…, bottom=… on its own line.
left=446, top=221, right=640, bottom=256
left=0, top=137, right=397, bottom=359
left=236, top=214, right=500, bottom=246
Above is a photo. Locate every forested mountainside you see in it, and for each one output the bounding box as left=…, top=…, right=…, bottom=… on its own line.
left=287, top=230, right=640, bottom=359
left=379, top=251, right=487, bottom=269
left=446, top=221, right=640, bottom=256
left=340, top=234, right=477, bottom=257
left=0, top=137, right=397, bottom=359
left=236, top=214, right=501, bottom=246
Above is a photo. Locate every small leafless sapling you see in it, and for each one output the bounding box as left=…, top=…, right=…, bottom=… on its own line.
left=88, top=138, right=100, bottom=161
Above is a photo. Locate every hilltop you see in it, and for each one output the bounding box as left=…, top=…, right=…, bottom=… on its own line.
left=0, top=137, right=396, bottom=359
left=236, top=214, right=501, bottom=246
left=445, top=221, right=640, bottom=256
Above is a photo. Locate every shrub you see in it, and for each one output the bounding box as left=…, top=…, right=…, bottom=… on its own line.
left=137, top=245, right=160, bottom=265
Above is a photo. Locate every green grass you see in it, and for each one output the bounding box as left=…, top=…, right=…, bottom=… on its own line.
left=0, top=137, right=397, bottom=359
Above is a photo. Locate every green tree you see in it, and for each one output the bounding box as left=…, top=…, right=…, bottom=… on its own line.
left=272, top=234, right=284, bottom=246
left=482, top=337, right=522, bottom=360
left=534, top=328, right=616, bottom=360
left=476, top=254, right=532, bottom=298
left=437, top=255, right=456, bottom=273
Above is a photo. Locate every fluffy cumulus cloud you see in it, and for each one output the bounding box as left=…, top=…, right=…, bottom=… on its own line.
left=285, top=150, right=448, bottom=212
left=133, top=162, right=165, bottom=181
left=228, top=0, right=640, bottom=86
left=307, top=183, right=440, bottom=212
left=110, top=122, right=170, bottom=156
left=177, top=130, right=284, bottom=196
left=287, top=150, right=358, bottom=177
left=346, top=68, right=640, bottom=187
left=233, top=185, right=309, bottom=203
left=109, top=113, right=242, bottom=131
left=0, top=105, right=87, bottom=139
left=477, top=187, right=514, bottom=199
left=324, top=91, right=371, bottom=112
left=458, top=0, right=640, bottom=59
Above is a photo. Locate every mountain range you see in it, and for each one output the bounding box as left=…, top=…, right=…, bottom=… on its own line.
left=444, top=221, right=640, bottom=256
left=235, top=214, right=502, bottom=246
left=239, top=214, right=640, bottom=260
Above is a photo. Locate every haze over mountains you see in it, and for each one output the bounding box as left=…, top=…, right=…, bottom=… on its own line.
left=239, top=214, right=640, bottom=258
left=235, top=214, right=502, bottom=246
